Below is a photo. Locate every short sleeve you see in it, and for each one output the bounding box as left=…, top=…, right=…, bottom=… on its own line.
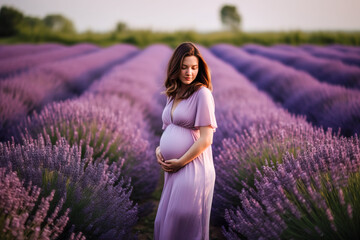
left=162, top=97, right=170, bottom=130
left=194, top=88, right=217, bottom=132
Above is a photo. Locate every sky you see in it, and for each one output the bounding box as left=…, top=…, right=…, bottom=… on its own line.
left=0, top=0, right=360, bottom=33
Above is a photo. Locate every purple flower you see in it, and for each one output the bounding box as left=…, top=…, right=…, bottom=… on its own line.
left=0, top=167, right=74, bottom=239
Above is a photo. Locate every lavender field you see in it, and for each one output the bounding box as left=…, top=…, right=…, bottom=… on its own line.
left=1, top=43, right=360, bottom=240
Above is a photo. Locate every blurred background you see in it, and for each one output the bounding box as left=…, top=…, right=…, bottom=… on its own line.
left=1, top=1, right=360, bottom=240
left=1, top=0, right=360, bottom=47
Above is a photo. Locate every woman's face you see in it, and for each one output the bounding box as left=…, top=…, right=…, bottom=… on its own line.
left=179, top=55, right=199, bottom=85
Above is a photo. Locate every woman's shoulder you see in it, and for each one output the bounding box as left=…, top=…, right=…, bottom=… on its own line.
left=197, top=86, right=213, bottom=97
left=195, top=86, right=215, bottom=107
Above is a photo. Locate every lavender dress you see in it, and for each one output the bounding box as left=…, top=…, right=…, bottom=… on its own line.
left=154, top=86, right=218, bottom=240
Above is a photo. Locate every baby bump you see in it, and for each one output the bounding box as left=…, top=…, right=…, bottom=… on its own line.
left=160, top=124, right=195, bottom=160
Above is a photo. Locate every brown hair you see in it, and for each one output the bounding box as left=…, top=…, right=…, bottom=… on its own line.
left=164, top=42, right=212, bottom=100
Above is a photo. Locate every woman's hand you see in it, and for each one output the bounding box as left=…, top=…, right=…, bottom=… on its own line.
left=159, top=159, right=184, bottom=173
left=156, top=146, right=184, bottom=173
left=156, top=146, right=166, bottom=168
left=156, top=146, right=171, bottom=172
left=156, top=146, right=164, bottom=163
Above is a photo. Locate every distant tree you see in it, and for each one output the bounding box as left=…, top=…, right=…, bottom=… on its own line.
left=23, top=16, right=43, bottom=28
left=43, top=14, right=76, bottom=33
left=0, top=6, right=24, bottom=36
left=20, top=16, right=49, bottom=36
left=220, top=5, right=241, bottom=31
left=115, top=21, right=128, bottom=32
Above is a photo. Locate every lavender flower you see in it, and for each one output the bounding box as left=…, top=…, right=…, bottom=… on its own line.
left=16, top=95, right=156, bottom=202
left=244, top=43, right=360, bottom=89
left=0, top=44, right=139, bottom=141
left=0, top=168, right=73, bottom=239
left=0, top=135, right=138, bottom=239
left=87, top=44, right=172, bottom=131
left=0, top=43, right=99, bottom=79
left=211, top=43, right=360, bottom=137
left=300, top=44, right=360, bottom=67
left=0, top=43, right=63, bottom=60
left=197, top=45, right=313, bottom=224
left=327, top=44, right=360, bottom=56
left=12, top=44, right=173, bottom=217
left=222, top=135, right=360, bottom=239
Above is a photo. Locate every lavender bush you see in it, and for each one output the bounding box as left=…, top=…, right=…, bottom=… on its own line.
left=203, top=44, right=360, bottom=239
left=211, top=43, right=360, bottom=137
left=3, top=42, right=360, bottom=239
left=328, top=44, right=360, bottom=56
left=82, top=44, right=172, bottom=214
left=0, top=44, right=139, bottom=141
left=197, top=46, right=318, bottom=226
left=17, top=95, right=154, bottom=201
left=0, top=135, right=137, bottom=240
left=212, top=122, right=326, bottom=224
left=243, top=43, right=360, bottom=90
left=0, top=43, right=99, bottom=79
left=0, top=168, right=74, bottom=240
left=0, top=43, right=63, bottom=60
left=300, top=44, right=360, bottom=67
left=14, top=44, right=172, bottom=218
left=39, top=44, right=139, bottom=94
left=87, top=44, right=172, bottom=133
left=198, top=45, right=307, bottom=150
left=222, top=134, right=360, bottom=240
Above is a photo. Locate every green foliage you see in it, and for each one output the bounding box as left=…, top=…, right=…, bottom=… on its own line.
left=281, top=171, right=360, bottom=240
left=0, top=5, right=359, bottom=47
left=0, top=6, right=24, bottom=36
left=115, top=21, right=128, bottom=33
left=43, top=14, right=76, bottom=33
left=0, top=5, right=76, bottom=39
left=220, top=5, right=241, bottom=31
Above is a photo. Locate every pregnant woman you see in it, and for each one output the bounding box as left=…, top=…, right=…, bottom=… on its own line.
left=154, top=42, right=217, bottom=240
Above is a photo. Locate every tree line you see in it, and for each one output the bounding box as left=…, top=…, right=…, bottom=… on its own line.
left=0, top=4, right=242, bottom=37
left=0, top=6, right=76, bottom=37
left=0, top=5, right=359, bottom=47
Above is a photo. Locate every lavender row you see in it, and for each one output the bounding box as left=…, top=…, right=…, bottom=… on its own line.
left=206, top=44, right=360, bottom=239
left=17, top=95, right=154, bottom=204
left=0, top=44, right=139, bottom=141
left=212, top=43, right=360, bottom=137
left=15, top=44, right=172, bottom=217
left=84, top=43, right=172, bottom=202
left=1, top=44, right=172, bottom=238
left=300, top=44, right=360, bottom=67
left=223, top=132, right=360, bottom=240
left=328, top=44, right=360, bottom=56
left=243, top=43, right=360, bottom=90
left=0, top=168, right=75, bottom=240
left=0, top=43, right=100, bottom=79
left=37, top=43, right=139, bottom=94
left=0, top=135, right=137, bottom=240
left=198, top=45, right=306, bottom=150
left=87, top=44, right=172, bottom=133
left=197, top=46, right=320, bottom=225
left=0, top=43, right=63, bottom=60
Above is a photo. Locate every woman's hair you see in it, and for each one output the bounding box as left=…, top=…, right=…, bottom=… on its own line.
left=164, top=42, right=212, bottom=100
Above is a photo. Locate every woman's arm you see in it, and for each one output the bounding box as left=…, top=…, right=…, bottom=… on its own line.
left=159, top=126, right=214, bottom=172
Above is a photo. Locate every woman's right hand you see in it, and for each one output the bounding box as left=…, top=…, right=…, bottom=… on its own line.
left=156, top=146, right=165, bottom=164
left=156, top=146, right=172, bottom=172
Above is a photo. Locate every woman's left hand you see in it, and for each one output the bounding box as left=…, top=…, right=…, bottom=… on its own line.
left=159, top=158, right=184, bottom=173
